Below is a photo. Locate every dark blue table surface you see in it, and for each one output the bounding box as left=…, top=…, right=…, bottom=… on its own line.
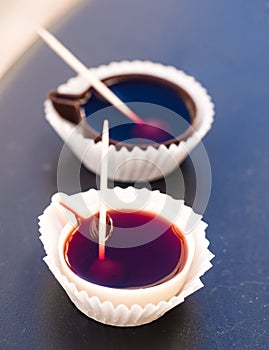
left=0, top=1, right=268, bottom=349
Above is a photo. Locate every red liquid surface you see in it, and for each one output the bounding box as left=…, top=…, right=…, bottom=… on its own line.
left=82, top=75, right=193, bottom=145
left=64, top=210, right=186, bottom=288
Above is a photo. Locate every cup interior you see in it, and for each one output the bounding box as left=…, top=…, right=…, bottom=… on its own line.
left=50, top=72, right=197, bottom=149
left=57, top=208, right=195, bottom=297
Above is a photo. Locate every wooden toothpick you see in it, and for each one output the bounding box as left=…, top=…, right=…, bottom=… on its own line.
left=37, top=27, right=143, bottom=124
left=98, top=120, right=109, bottom=260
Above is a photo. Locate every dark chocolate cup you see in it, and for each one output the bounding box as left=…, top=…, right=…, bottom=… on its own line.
left=48, top=73, right=198, bottom=150
left=44, top=61, right=214, bottom=181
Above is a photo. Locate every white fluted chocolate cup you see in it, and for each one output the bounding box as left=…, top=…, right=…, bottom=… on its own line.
left=44, top=61, right=214, bottom=182
left=39, top=187, right=214, bottom=326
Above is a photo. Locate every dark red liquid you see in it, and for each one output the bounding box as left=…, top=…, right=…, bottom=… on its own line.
left=64, top=210, right=187, bottom=288
left=82, top=75, right=194, bottom=145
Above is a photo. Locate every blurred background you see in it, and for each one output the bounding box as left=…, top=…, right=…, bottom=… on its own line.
left=0, top=0, right=82, bottom=79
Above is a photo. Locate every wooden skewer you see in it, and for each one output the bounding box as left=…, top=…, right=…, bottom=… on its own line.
left=98, top=120, right=109, bottom=260
left=37, top=27, right=143, bottom=124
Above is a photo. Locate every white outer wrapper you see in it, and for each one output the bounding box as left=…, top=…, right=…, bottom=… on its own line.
left=38, top=187, right=214, bottom=327
left=44, top=60, right=214, bottom=182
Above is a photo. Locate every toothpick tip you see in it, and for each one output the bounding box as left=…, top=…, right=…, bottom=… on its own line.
left=103, top=119, right=109, bottom=130
left=36, top=26, right=46, bottom=37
